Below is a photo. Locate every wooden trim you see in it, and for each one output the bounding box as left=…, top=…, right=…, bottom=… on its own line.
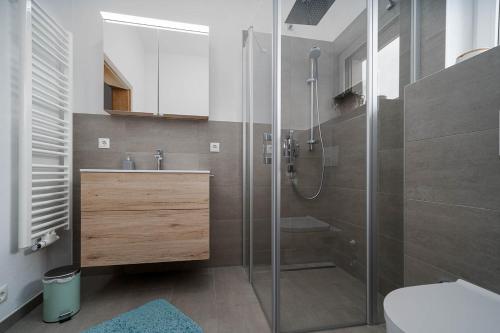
left=111, top=87, right=131, bottom=112
left=162, top=114, right=209, bottom=121
left=104, top=62, right=129, bottom=90
left=104, top=109, right=154, bottom=117
left=104, top=110, right=209, bottom=121
left=104, top=59, right=132, bottom=112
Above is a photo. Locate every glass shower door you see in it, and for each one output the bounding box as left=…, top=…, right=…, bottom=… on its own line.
left=373, top=0, right=408, bottom=322
left=242, top=20, right=274, bottom=326
left=279, top=0, right=368, bottom=331
left=243, top=1, right=409, bottom=331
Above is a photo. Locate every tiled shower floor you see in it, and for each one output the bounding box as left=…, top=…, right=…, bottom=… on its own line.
left=5, top=266, right=384, bottom=333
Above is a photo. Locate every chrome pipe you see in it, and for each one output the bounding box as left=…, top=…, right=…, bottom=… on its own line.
left=308, top=58, right=315, bottom=151
left=366, top=0, right=379, bottom=325
left=410, top=0, right=420, bottom=83
left=271, top=0, right=281, bottom=331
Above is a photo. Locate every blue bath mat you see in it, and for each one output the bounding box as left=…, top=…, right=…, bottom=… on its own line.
left=82, top=299, right=203, bottom=333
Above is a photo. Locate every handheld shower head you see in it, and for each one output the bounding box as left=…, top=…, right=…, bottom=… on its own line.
left=308, top=46, right=321, bottom=80
left=309, top=46, right=321, bottom=59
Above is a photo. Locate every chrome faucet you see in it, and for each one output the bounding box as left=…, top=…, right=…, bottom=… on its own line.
left=153, top=149, right=163, bottom=170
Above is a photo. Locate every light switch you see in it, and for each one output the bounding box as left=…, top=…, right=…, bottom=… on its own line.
left=98, top=138, right=110, bottom=149
left=210, top=142, right=220, bottom=153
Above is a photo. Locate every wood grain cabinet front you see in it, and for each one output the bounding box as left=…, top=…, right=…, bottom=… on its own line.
left=80, top=172, right=209, bottom=267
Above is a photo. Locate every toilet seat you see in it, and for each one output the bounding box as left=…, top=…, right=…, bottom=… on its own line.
left=384, top=279, right=500, bottom=333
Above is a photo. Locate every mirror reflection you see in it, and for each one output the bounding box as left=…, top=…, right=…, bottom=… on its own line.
left=102, top=14, right=209, bottom=119
left=103, top=22, right=158, bottom=114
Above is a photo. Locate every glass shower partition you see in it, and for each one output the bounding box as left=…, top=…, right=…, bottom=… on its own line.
left=243, top=0, right=409, bottom=332
left=373, top=0, right=408, bottom=322
left=242, top=14, right=274, bottom=327
left=279, top=0, right=368, bottom=331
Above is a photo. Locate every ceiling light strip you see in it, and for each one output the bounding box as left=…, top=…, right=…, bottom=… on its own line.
left=100, top=11, right=209, bottom=35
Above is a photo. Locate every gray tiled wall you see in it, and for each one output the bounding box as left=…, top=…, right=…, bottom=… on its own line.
left=404, top=45, right=500, bottom=293
left=399, top=0, right=446, bottom=81
left=418, top=0, right=446, bottom=78
left=73, top=114, right=242, bottom=268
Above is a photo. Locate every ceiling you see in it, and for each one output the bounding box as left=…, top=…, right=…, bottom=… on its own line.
left=281, top=0, right=366, bottom=42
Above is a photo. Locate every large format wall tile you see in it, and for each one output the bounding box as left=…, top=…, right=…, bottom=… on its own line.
left=210, top=185, right=242, bottom=220
left=73, top=114, right=127, bottom=152
left=406, top=129, right=500, bottom=210
left=405, top=46, right=500, bottom=142
left=404, top=255, right=459, bottom=287
left=377, top=193, right=403, bottom=241
left=378, top=148, right=404, bottom=195
left=419, top=0, right=446, bottom=78
left=378, top=235, right=404, bottom=295
left=210, top=219, right=243, bottom=267
left=378, top=99, right=404, bottom=151
left=406, top=199, right=500, bottom=292
left=405, top=44, right=500, bottom=292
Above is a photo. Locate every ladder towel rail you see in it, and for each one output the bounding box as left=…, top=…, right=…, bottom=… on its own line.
left=19, top=0, right=73, bottom=250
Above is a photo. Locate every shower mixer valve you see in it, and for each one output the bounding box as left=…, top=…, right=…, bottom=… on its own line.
left=282, top=130, right=299, bottom=176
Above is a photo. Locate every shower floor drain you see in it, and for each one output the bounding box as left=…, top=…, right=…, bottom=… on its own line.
left=281, top=261, right=336, bottom=271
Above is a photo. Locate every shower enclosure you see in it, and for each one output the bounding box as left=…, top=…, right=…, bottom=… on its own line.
left=243, top=0, right=409, bottom=331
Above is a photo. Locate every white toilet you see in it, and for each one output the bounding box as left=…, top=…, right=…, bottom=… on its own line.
left=384, top=279, right=500, bottom=333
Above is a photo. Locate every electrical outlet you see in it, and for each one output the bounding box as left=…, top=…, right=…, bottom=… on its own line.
left=0, top=285, right=7, bottom=304
left=209, top=142, right=220, bottom=153
left=98, top=138, right=110, bottom=149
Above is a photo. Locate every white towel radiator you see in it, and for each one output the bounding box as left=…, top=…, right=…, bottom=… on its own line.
left=19, top=0, right=73, bottom=250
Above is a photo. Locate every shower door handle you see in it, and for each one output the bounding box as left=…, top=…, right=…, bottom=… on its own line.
left=263, top=132, right=272, bottom=165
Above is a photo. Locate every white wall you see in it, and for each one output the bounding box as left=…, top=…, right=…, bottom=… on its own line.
left=446, top=0, right=499, bottom=67
left=0, top=0, right=72, bottom=323
left=71, top=0, right=266, bottom=122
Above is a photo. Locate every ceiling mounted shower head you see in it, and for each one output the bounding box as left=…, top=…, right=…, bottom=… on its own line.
left=309, top=46, right=321, bottom=59
left=285, top=0, right=336, bottom=26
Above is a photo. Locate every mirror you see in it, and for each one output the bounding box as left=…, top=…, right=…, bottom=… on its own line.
left=158, top=30, right=209, bottom=119
left=103, top=22, right=158, bottom=115
left=102, top=14, right=209, bottom=119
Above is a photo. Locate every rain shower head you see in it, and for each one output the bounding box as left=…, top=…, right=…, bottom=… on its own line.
left=309, top=46, right=321, bottom=59
left=285, top=0, right=336, bottom=26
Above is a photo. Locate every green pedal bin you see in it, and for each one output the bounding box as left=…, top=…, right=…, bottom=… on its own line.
left=42, top=265, right=81, bottom=323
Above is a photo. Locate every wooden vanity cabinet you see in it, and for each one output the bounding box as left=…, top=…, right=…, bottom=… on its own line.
left=80, top=171, right=209, bottom=267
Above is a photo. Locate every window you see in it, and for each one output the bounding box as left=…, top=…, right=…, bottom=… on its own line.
left=345, top=36, right=400, bottom=100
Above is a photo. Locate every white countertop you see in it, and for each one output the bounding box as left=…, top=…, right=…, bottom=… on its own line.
left=80, top=169, right=210, bottom=174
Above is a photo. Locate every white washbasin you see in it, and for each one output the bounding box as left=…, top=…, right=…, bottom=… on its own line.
left=80, top=169, right=210, bottom=174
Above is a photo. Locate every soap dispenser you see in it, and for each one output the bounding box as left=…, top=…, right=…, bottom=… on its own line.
left=122, top=155, right=135, bottom=170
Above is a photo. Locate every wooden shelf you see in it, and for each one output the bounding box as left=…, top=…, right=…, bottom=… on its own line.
left=104, top=109, right=209, bottom=121
left=104, top=60, right=132, bottom=112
